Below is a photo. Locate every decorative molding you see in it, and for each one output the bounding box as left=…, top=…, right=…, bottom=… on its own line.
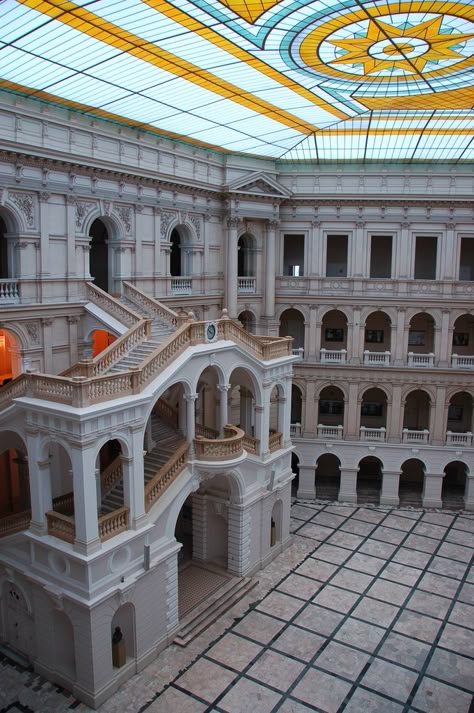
left=116, top=205, right=132, bottom=234
left=8, top=191, right=35, bottom=227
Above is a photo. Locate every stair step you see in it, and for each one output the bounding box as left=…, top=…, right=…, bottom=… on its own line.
left=174, top=574, right=258, bottom=647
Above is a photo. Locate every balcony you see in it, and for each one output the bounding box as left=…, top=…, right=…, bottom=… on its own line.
left=446, top=431, right=473, bottom=447
left=402, top=428, right=430, bottom=443
left=238, top=277, right=256, bottom=293
left=363, top=351, right=391, bottom=366
left=451, top=354, right=474, bottom=369
left=292, top=347, right=304, bottom=358
left=0, top=279, right=19, bottom=304
left=317, top=424, right=343, bottom=439
left=407, top=352, right=435, bottom=367
left=171, top=277, right=192, bottom=295
left=290, top=422, right=302, bottom=436
left=359, top=426, right=386, bottom=441
left=320, top=348, right=347, bottom=364
left=194, top=425, right=245, bottom=461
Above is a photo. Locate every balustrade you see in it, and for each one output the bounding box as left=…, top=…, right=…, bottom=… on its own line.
left=407, top=352, right=435, bottom=367
left=238, top=277, right=256, bottom=293
left=98, top=507, right=129, bottom=542
left=320, top=348, right=347, bottom=364
left=359, top=426, right=386, bottom=441
left=145, top=443, right=190, bottom=511
left=446, top=431, right=473, bottom=446
left=290, top=423, right=302, bottom=436
left=292, top=347, right=304, bottom=358
left=451, top=354, right=474, bottom=369
left=243, top=433, right=260, bottom=455
left=317, top=424, right=343, bottom=439
left=171, top=277, right=192, bottom=295
left=194, top=425, right=244, bottom=461
left=269, top=431, right=283, bottom=452
left=402, top=428, right=430, bottom=443
left=363, top=351, right=391, bottom=366
left=0, top=279, right=19, bottom=303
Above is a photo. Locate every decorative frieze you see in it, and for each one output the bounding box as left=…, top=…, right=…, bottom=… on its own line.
left=9, top=191, right=35, bottom=228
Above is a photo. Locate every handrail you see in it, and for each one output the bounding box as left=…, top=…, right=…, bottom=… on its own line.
left=269, top=431, right=283, bottom=452
left=242, top=433, right=260, bottom=455
left=194, top=425, right=245, bottom=461
left=123, top=281, right=178, bottom=327
left=86, top=282, right=142, bottom=326
left=154, top=398, right=179, bottom=428
left=195, top=423, right=219, bottom=439
left=0, top=509, right=31, bottom=537
left=0, top=374, right=29, bottom=412
left=145, top=442, right=190, bottom=512
left=46, top=511, right=75, bottom=543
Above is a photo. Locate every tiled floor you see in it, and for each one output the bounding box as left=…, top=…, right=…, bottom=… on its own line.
left=1, top=501, right=473, bottom=713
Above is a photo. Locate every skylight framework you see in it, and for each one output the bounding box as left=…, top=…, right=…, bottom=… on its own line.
left=0, top=0, right=473, bottom=161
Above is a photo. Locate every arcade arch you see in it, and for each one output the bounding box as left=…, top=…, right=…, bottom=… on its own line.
left=399, top=458, right=425, bottom=507
left=279, top=308, right=304, bottom=352
left=357, top=456, right=383, bottom=504
left=315, top=453, right=341, bottom=501
left=89, top=218, right=110, bottom=292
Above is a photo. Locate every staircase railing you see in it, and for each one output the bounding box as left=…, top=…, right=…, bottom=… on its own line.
left=123, top=281, right=178, bottom=328
left=0, top=509, right=31, bottom=537
left=0, top=374, right=29, bottom=412
left=269, top=431, right=283, bottom=452
left=145, top=442, right=190, bottom=512
left=242, top=433, right=260, bottom=455
left=86, top=282, right=142, bottom=326
left=100, top=456, right=123, bottom=497
left=154, top=398, right=179, bottom=429
left=98, top=507, right=129, bottom=542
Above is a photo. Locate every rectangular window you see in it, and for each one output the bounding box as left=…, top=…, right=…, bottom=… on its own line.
left=325, top=328, right=344, bottom=342
left=320, top=400, right=344, bottom=415
left=414, top=236, right=437, bottom=279
left=370, top=235, right=392, bottom=278
left=453, top=332, right=469, bottom=346
left=361, top=402, right=383, bottom=417
left=283, top=234, right=304, bottom=276
left=459, top=238, right=474, bottom=281
left=365, top=329, right=384, bottom=343
left=326, top=235, right=348, bottom=277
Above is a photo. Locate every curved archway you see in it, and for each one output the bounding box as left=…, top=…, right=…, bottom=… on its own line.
left=53, top=610, right=76, bottom=680
left=238, top=310, right=256, bottom=334
left=442, top=461, right=468, bottom=510
left=89, top=218, right=109, bottom=292
left=0, top=214, right=9, bottom=280
left=0, top=328, right=22, bottom=382
left=2, top=581, right=35, bottom=660
left=238, top=233, right=256, bottom=277
left=279, top=308, right=305, bottom=352
left=321, top=310, right=348, bottom=359
left=451, top=314, right=474, bottom=365
left=403, top=389, right=431, bottom=439
left=318, top=385, right=344, bottom=436
left=271, top=500, right=283, bottom=547
left=357, top=456, right=383, bottom=504
left=399, top=458, right=425, bottom=507
left=447, top=392, right=473, bottom=443
left=0, top=436, right=29, bottom=518
left=291, top=384, right=302, bottom=434
left=364, top=311, right=392, bottom=354
left=360, top=387, right=387, bottom=437
left=315, top=453, right=341, bottom=501
left=408, top=312, right=435, bottom=354
left=291, top=452, right=300, bottom=498
left=111, top=603, right=136, bottom=666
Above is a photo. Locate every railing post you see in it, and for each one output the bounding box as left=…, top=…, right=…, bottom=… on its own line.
left=451, top=353, right=458, bottom=368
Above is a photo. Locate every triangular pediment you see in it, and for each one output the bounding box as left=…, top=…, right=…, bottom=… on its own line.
left=226, top=172, right=291, bottom=198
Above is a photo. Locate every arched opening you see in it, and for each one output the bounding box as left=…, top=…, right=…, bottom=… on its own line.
left=238, top=233, right=255, bottom=277
left=291, top=384, right=302, bottom=435
left=229, top=367, right=257, bottom=440
left=447, top=392, right=473, bottom=443
left=92, top=329, right=117, bottom=358
left=238, top=310, right=256, bottom=334
left=442, top=461, right=468, bottom=510
left=196, top=366, right=220, bottom=433
left=320, top=310, right=348, bottom=362
left=111, top=603, right=136, bottom=667
left=89, top=218, right=109, bottom=292
left=408, top=313, right=435, bottom=354
left=98, top=439, right=124, bottom=517
left=357, top=456, right=383, bottom=504
left=2, top=582, right=34, bottom=660
left=0, top=215, right=9, bottom=279
left=47, top=442, right=74, bottom=519
left=53, top=610, right=76, bottom=680
left=360, top=387, right=387, bottom=438
left=403, top=389, right=431, bottom=441
left=364, top=311, right=392, bottom=357
left=269, top=384, right=284, bottom=450
left=279, top=308, right=305, bottom=352
left=315, top=453, right=341, bottom=501
left=0, top=329, right=21, bottom=382
left=176, top=475, right=233, bottom=623
left=271, top=500, right=282, bottom=547
left=399, top=459, right=425, bottom=507
left=170, top=228, right=182, bottom=277
left=291, top=453, right=299, bottom=498
left=451, top=314, right=474, bottom=366
left=318, top=385, right=344, bottom=437
left=0, top=441, right=30, bottom=518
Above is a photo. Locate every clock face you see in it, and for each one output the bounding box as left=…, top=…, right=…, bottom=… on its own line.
left=206, top=323, right=217, bottom=341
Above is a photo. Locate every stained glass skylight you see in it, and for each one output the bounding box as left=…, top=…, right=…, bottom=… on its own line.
left=0, top=0, right=473, bottom=161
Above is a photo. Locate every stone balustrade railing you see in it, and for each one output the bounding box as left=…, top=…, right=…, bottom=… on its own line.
left=0, top=509, right=31, bottom=537
left=100, top=456, right=123, bottom=496
left=194, top=425, right=245, bottom=461
left=269, top=431, right=283, bottom=452
left=242, top=433, right=260, bottom=455
left=402, top=428, right=430, bottom=443
left=359, top=426, right=386, bottom=441
left=317, top=424, right=344, bottom=439
left=46, top=511, right=76, bottom=543
left=155, top=398, right=179, bottom=428
left=446, top=431, right=473, bottom=446
left=145, top=442, right=190, bottom=512
left=195, top=423, right=219, bottom=439
left=0, top=278, right=19, bottom=303
left=86, top=282, right=142, bottom=327
left=98, top=507, right=129, bottom=542
left=123, top=281, right=178, bottom=328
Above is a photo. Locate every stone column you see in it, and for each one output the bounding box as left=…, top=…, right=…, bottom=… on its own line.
left=388, top=385, right=403, bottom=442
left=39, top=192, right=50, bottom=276
left=346, top=382, right=360, bottom=439
left=308, top=307, right=318, bottom=360
left=218, top=383, right=231, bottom=434
left=303, top=380, right=317, bottom=437
left=255, top=404, right=268, bottom=457
left=227, top=503, right=252, bottom=576
left=66, top=196, right=77, bottom=280
left=185, top=393, right=198, bottom=444
left=297, top=465, right=316, bottom=500
left=393, top=308, right=407, bottom=365
left=438, top=309, right=452, bottom=368
left=153, top=207, right=162, bottom=278
left=25, top=429, right=52, bottom=534
left=422, top=472, right=443, bottom=509
left=349, top=308, right=362, bottom=364
left=123, top=426, right=146, bottom=527
left=431, top=386, right=447, bottom=446
left=397, top=222, right=411, bottom=278
left=380, top=470, right=400, bottom=506
left=191, top=493, right=208, bottom=561
left=464, top=476, right=474, bottom=511
left=442, top=223, right=457, bottom=280
left=339, top=467, right=358, bottom=503
left=225, top=217, right=240, bottom=318
left=264, top=220, right=278, bottom=317
left=70, top=444, right=101, bottom=554
left=134, top=204, right=144, bottom=276
left=41, top=318, right=54, bottom=373
left=352, top=222, right=365, bottom=277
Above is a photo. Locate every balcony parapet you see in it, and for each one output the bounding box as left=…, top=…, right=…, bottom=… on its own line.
left=238, top=277, right=256, bottom=293
left=446, top=431, right=473, bottom=447
left=317, top=424, right=343, bottom=439
left=359, top=426, right=386, bottom=441
left=0, top=279, right=19, bottom=304
left=363, top=350, right=391, bottom=366
left=194, top=425, right=245, bottom=461
left=269, top=431, right=283, bottom=452
left=171, top=277, right=192, bottom=295
left=402, top=428, right=430, bottom=443
left=451, top=354, right=474, bottom=369
left=407, top=352, right=435, bottom=367
left=320, top=348, right=347, bottom=364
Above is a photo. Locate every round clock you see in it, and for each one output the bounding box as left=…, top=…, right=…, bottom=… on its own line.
left=206, top=321, right=217, bottom=342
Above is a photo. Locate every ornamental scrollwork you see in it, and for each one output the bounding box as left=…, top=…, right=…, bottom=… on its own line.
left=160, top=210, right=176, bottom=238
left=9, top=192, right=35, bottom=228
left=116, top=205, right=132, bottom=234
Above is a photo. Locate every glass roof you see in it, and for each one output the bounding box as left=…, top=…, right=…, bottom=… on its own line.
left=1, top=0, right=473, bottom=161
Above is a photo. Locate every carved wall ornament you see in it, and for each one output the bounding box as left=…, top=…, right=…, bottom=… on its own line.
left=9, top=191, right=35, bottom=228
left=116, top=205, right=132, bottom=233
left=75, top=201, right=94, bottom=229
left=25, top=322, right=40, bottom=343
left=189, top=213, right=201, bottom=240
left=160, top=210, right=176, bottom=237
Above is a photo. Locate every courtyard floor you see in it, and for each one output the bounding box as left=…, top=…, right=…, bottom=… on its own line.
left=1, top=501, right=473, bottom=713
